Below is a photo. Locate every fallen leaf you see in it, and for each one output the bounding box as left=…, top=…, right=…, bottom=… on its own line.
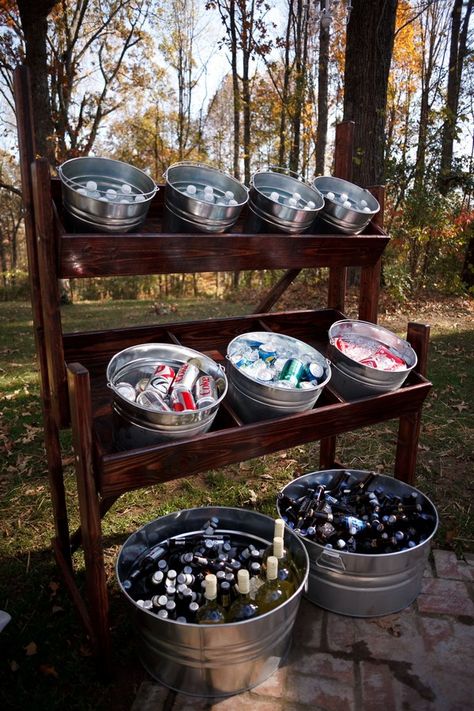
left=39, top=664, right=59, bottom=679
left=260, top=473, right=273, bottom=480
left=24, top=641, right=37, bottom=656
left=451, top=401, right=469, bottom=413
left=246, top=489, right=258, bottom=505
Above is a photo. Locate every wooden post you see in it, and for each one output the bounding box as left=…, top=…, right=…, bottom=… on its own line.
left=358, top=185, right=385, bottom=323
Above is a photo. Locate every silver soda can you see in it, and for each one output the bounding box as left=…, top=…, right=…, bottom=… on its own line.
left=115, top=382, right=137, bottom=401
left=195, top=375, right=218, bottom=408
left=173, top=362, right=200, bottom=390
left=149, top=362, right=176, bottom=396
left=135, top=377, right=151, bottom=394
left=136, top=389, right=171, bottom=412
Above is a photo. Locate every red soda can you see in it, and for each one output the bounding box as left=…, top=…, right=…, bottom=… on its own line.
left=170, top=387, right=197, bottom=412
left=173, top=362, right=200, bottom=391
left=195, top=375, right=218, bottom=408
left=149, top=362, right=176, bottom=395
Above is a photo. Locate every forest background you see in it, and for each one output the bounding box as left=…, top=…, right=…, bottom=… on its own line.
left=0, top=0, right=473, bottom=302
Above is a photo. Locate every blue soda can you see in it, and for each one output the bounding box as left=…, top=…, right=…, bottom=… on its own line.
left=258, top=343, right=277, bottom=363
left=241, top=338, right=264, bottom=349
left=304, top=361, right=325, bottom=382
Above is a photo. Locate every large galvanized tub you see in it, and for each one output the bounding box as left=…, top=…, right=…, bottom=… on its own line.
left=312, top=176, right=379, bottom=234
left=106, top=343, right=227, bottom=448
left=116, top=507, right=309, bottom=697
left=226, top=331, right=331, bottom=423
left=277, top=469, right=438, bottom=617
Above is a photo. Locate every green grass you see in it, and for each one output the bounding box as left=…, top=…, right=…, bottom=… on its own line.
left=0, top=295, right=473, bottom=710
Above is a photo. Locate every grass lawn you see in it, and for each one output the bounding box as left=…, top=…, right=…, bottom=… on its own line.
left=0, top=291, right=472, bottom=710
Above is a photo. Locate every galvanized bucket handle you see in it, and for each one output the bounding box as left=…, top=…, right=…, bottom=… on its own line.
left=250, top=165, right=309, bottom=188
left=57, top=162, right=159, bottom=201
left=315, top=549, right=346, bottom=572
left=163, top=161, right=248, bottom=193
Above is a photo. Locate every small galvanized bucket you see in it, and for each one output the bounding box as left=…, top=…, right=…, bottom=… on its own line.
left=226, top=331, right=331, bottom=423
left=247, top=167, right=324, bottom=233
left=106, top=343, right=227, bottom=448
left=116, top=506, right=309, bottom=697
left=277, top=469, right=438, bottom=617
left=312, top=175, right=379, bottom=234
left=58, top=156, right=158, bottom=232
left=163, top=161, right=248, bottom=233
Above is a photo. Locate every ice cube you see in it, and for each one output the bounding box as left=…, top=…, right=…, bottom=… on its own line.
left=203, top=185, right=214, bottom=195
left=307, top=200, right=316, bottom=209
left=86, top=180, right=97, bottom=191
left=326, top=191, right=335, bottom=200
left=121, top=183, right=132, bottom=194
left=269, top=191, right=280, bottom=202
left=292, top=192, right=302, bottom=201
left=225, top=190, right=234, bottom=201
left=228, top=199, right=238, bottom=206
left=106, top=188, right=117, bottom=199
left=203, top=193, right=214, bottom=202
left=340, top=192, right=348, bottom=202
left=363, top=206, right=371, bottom=212
left=186, top=185, right=197, bottom=195
left=288, top=197, right=298, bottom=207
left=87, top=190, right=100, bottom=198
left=135, top=194, right=146, bottom=202
left=77, top=187, right=87, bottom=196
left=360, top=199, right=368, bottom=208
left=343, top=200, right=352, bottom=209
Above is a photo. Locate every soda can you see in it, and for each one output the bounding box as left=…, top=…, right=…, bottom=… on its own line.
left=135, top=377, right=151, bottom=394
left=137, top=389, right=171, bottom=412
left=277, top=358, right=305, bottom=387
left=115, top=382, right=137, bottom=401
left=258, top=343, right=277, bottom=363
left=195, top=375, right=218, bottom=408
left=173, top=362, right=200, bottom=391
left=149, top=363, right=175, bottom=396
left=170, top=387, right=197, bottom=412
left=304, top=361, right=325, bottom=382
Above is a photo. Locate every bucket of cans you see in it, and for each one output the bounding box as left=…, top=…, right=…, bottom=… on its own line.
left=106, top=343, right=228, bottom=448
left=246, top=167, right=324, bottom=233
left=276, top=469, right=438, bottom=617
left=327, top=319, right=417, bottom=400
left=226, top=331, right=331, bottom=423
left=163, top=161, right=248, bottom=233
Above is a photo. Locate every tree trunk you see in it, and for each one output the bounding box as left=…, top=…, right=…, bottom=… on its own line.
left=278, top=1, right=293, bottom=167
left=438, top=0, right=473, bottom=195
left=17, top=0, right=58, bottom=162
left=343, top=0, right=398, bottom=186
left=229, top=1, right=241, bottom=180
left=315, top=0, right=330, bottom=175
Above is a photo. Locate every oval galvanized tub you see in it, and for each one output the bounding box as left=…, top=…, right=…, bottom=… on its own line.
left=312, top=176, right=379, bottom=234
left=277, top=469, right=438, bottom=617
left=226, top=331, right=331, bottom=423
left=116, top=507, right=309, bottom=697
left=106, top=343, right=227, bottom=447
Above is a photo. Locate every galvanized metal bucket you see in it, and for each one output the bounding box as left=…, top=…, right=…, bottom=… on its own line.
left=328, top=319, right=417, bottom=396
left=106, top=343, right=227, bottom=448
left=312, top=176, right=379, bottom=234
left=226, top=331, right=331, bottom=423
left=277, top=470, right=438, bottom=617
left=247, top=167, right=324, bottom=233
left=58, top=156, right=158, bottom=232
left=163, top=161, right=248, bottom=233
left=116, top=506, right=309, bottom=697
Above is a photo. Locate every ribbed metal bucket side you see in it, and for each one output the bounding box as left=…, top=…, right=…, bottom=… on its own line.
left=116, top=507, right=309, bottom=697
left=277, top=470, right=438, bottom=617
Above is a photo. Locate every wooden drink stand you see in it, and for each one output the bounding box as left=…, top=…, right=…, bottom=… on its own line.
left=14, top=65, right=432, bottom=671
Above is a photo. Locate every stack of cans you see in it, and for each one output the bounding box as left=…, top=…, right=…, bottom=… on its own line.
left=115, top=360, right=219, bottom=413
left=228, top=336, right=326, bottom=389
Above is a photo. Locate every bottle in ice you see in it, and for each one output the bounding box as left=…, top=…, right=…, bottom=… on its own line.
left=255, top=556, right=293, bottom=613
left=261, top=518, right=285, bottom=564
left=227, top=569, right=259, bottom=622
left=195, top=573, right=226, bottom=624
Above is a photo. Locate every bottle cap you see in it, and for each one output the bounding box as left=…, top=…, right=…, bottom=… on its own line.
left=273, top=536, right=284, bottom=559
left=237, top=569, right=250, bottom=595
left=205, top=573, right=217, bottom=599
left=266, top=556, right=278, bottom=581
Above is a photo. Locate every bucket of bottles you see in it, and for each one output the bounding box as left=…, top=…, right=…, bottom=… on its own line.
left=226, top=331, right=331, bottom=423
left=163, top=161, right=248, bottom=233
left=247, top=167, right=324, bottom=233
left=116, top=506, right=309, bottom=697
left=276, top=469, right=438, bottom=617
left=312, top=176, right=380, bottom=234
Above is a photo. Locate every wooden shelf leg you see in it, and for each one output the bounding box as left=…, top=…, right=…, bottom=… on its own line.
left=319, top=436, right=337, bottom=469
left=394, top=410, right=422, bottom=486
left=67, top=363, right=111, bottom=674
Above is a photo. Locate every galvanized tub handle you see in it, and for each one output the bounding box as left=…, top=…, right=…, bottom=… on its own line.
left=58, top=161, right=158, bottom=200
left=250, top=165, right=305, bottom=186
left=316, top=549, right=346, bottom=572
left=163, top=161, right=249, bottom=193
